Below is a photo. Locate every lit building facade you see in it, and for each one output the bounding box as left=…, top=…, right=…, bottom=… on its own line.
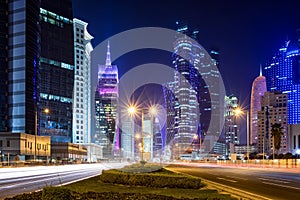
left=162, top=82, right=179, bottom=148
left=250, top=68, right=267, bottom=145
left=39, top=0, right=74, bottom=142
left=94, top=42, right=119, bottom=158
left=224, top=95, right=239, bottom=154
left=3, top=0, right=41, bottom=134
left=0, top=0, right=8, bottom=132
left=263, top=39, right=300, bottom=125
left=172, top=24, right=200, bottom=156
left=257, top=91, right=288, bottom=155
left=72, top=19, right=93, bottom=144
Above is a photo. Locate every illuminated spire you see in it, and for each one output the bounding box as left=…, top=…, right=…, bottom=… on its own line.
left=106, top=41, right=111, bottom=66
left=259, top=64, right=262, bottom=76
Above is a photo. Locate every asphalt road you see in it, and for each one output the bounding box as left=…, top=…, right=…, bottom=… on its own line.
left=0, top=163, right=126, bottom=199
left=167, top=163, right=300, bottom=200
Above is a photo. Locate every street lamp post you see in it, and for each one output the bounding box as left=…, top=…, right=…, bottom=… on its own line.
left=234, top=107, right=250, bottom=160
left=34, top=108, right=50, bottom=162
left=34, top=109, right=37, bottom=162
left=128, top=104, right=157, bottom=162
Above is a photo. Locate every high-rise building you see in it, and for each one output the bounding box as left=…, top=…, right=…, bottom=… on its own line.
left=172, top=24, right=200, bottom=155
left=0, top=1, right=8, bottom=132
left=4, top=0, right=41, bottom=134
left=257, top=91, right=288, bottom=155
left=94, top=42, right=119, bottom=158
left=263, top=38, right=300, bottom=125
left=224, top=96, right=240, bottom=151
left=162, top=82, right=178, bottom=146
left=250, top=67, right=267, bottom=145
left=72, top=19, right=93, bottom=144
left=39, top=0, right=74, bottom=142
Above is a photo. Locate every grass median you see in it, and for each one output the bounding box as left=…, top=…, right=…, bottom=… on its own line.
left=5, top=163, right=236, bottom=200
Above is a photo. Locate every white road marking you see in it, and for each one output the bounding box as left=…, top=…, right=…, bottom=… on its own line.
left=216, top=177, right=238, bottom=183
left=226, top=176, right=248, bottom=180
left=258, top=177, right=289, bottom=183
left=262, top=181, right=300, bottom=190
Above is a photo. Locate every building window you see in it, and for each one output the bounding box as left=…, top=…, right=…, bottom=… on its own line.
left=7, top=140, right=10, bottom=147
left=0, top=140, right=2, bottom=147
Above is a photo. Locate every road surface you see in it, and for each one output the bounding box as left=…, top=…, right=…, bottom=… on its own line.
left=167, top=163, right=300, bottom=200
left=0, top=163, right=126, bottom=199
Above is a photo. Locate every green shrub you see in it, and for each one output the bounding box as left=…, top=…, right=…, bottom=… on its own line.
left=100, top=169, right=201, bottom=189
left=42, top=187, right=72, bottom=200
left=4, top=191, right=42, bottom=200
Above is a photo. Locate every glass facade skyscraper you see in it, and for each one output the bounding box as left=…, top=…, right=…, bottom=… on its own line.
left=263, top=39, right=300, bottom=125
left=39, top=0, right=74, bottom=142
left=172, top=24, right=200, bottom=155
left=4, top=0, right=41, bottom=134
left=0, top=1, right=8, bottom=132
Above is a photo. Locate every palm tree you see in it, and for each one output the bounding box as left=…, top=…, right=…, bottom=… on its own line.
left=271, top=123, right=284, bottom=157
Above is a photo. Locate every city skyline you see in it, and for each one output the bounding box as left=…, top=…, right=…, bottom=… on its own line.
left=73, top=0, right=300, bottom=106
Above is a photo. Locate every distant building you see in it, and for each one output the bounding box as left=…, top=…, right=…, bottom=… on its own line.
left=51, top=142, right=87, bottom=163
left=257, top=91, right=288, bottom=155
left=72, top=19, right=93, bottom=144
left=224, top=95, right=240, bottom=154
left=162, top=82, right=179, bottom=153
left=94, top=42, right=119, bottom=158
left=250, top=67, right=267, bottom=145
left=263, top=37, right=300, bottom=125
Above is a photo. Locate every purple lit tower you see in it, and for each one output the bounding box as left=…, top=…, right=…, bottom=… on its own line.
left=250, top=66, right=267, bottom=145
left=94, top=41, right=119, bottom=158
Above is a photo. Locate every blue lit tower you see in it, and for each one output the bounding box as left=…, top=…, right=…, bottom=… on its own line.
left=263, top=38, right=300, bottom=125
left=94, top=42, right=119, bottom=158
left=0, top=1, right=8, bottom=132
left=2, top=0, right=41, bottom=134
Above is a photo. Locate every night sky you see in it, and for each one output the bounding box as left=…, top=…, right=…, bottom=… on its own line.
left=73, top=0, right=300, bottom=142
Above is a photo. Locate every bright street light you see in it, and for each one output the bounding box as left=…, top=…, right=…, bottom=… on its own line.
left=128, top=106, right=136, bottom=116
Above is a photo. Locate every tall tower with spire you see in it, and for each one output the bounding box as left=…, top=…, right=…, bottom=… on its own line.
left=94, top=41, right=119, bottom=158
left=250, top=65, right=267, bottom=145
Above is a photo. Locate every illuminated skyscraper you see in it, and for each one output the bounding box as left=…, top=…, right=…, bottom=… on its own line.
left=224, top=95, right=239, bottom=154
left=94, top=42, right=119, bottom=158
left=263, top=38, right=300, bottom=125
left=250, top=67, right=267, bottom=145
left=0, top=1, right=8, bottom=132
left=172, top=24, right=200, bottom=155
left=39, top=0, right=74, bottom=142
left=72, top=19, right=93, bottom=144
left=1, top=0, right=41, bottom=134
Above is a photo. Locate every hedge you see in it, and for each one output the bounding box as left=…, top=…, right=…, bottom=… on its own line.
left=100, top=169, right=201, bottom=189
left=5, top=191, right=212, bottom=200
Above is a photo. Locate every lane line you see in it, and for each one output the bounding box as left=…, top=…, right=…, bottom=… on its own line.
left=202, top=178, right=273, bottom=200
left=258, top=177, right=289, bottom=183
left=226, top=176, right=248, bottom=180
left=259, top=176, right=294, bottom=182
left=216, top=177, right=238, bottom=183
left=262, top=181, right=300, bottom=190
